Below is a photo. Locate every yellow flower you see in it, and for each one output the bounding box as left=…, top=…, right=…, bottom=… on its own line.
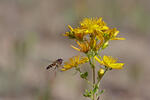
left=71, top=41, right=90, bottom=53
left=95, top=33, right=104, bottom=50
left=73, top=28, right=86, bottom=40
left=64, top=18, right=125, bottom=42
left=80, top=17, right=109, bottom=35
left=64, top=25, right=86, bottom=40
left=64, top=18, right=109, bottom=39
left=61, top=55, right=89, bottom=71
left=63, top=25, right=75, bottom=38
left=104, top=28, right=125, bottom=40
left=71, top=35, right=104, bottom=53
left=88, top=34, right=104, bottom=51
left=94, top=56, right=124, bottom=69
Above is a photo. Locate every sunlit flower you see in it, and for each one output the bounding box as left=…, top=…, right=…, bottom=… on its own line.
left=104, top=28, right=125, bottom=40
left=94, top=56, right=124, bottom=69
left=64, top=17, right=110, bottom=40
left=63, top=25, right=75, bottom=38
left=95, top=33, right=104, bottom=50
left=71, top=33, right=104, bottom=53
left=61, top=55, right=89, bottom=71
left=64, top=25, right=86, bottom=40
left=88, top=34, right=104, bottom=51
left=71, top=41, right=90, bottom=53
left=80, top=17, right=109, bottom=35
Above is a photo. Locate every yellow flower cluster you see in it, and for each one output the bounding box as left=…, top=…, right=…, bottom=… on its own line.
left=61, top=17, right=125, bottom=100
left=63, top=17, right=125, bottom=71
left=62, top=55, right=89, bottom=71
left=64, top=17, right=125, bottom=53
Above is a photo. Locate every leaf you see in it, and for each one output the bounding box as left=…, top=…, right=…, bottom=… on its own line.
left=97, top=90, right=105, bottom=96
left=93, top=84, right=99, bottom=94
left=80, top=72, right=88, bottom=79
left=83, top=89, right=92, bottom=97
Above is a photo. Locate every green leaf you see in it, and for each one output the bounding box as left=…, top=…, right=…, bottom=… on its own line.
left=97, top=90, right=105, bottom=96
left=93, top=84, right=99, bottom=94
left=80, top=72, right=88, bottom=79
left=83, top=89, right=92, bottom=97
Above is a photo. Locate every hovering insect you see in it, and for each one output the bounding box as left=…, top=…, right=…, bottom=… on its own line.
left=46, top=58, right=63, bottom=70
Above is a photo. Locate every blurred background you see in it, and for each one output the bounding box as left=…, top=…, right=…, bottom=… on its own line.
left=0, top=0, right=150, bottom=100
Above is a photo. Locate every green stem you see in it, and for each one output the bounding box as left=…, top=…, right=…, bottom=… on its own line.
left=88, top=55, right=94, bottom=68
left=92, top=66, right=96, bottom=100
left=87, top=53, right=97, bottom=100
left=88, top=55, right=96, bottom=100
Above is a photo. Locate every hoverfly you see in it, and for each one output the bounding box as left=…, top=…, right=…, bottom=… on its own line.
left=46, top=58, right=63, bottom=70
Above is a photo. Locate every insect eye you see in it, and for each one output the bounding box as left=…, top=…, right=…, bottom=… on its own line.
left=58, top=59, right=63, bottom=62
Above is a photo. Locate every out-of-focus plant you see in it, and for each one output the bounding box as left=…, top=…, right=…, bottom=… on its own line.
left=62, top=17, right=125, bottom=100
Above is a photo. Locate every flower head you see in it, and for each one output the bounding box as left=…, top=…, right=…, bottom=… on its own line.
left=64, top=25, right=86, bottom=40
left=103, top=28, right=125, bottom=40
left=64, top=17, right=125, bottom=51
left=61, top=55, right=89, bottom=71
left=71, top=41, right=90, bottom=53
left=94, top=55, right=124, bottom=69
left=80, top=17, right=109, bottom=35
left=64, top=17, right=109, bottom=40
left=71, top=33, right=104, bottom=53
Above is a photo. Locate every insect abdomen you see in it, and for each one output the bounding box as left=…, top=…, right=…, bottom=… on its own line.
left=46, top=63, right=55, bottom=70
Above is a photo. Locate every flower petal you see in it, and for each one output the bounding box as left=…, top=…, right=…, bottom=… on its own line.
left=109, top=63, right=124, bottom=69
left=94, top=56, right=104, bottom=65
left=71, top=45, right=80, bottom=52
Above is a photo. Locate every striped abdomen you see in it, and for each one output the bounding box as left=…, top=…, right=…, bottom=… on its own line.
left=46, top=63, right=56, bottom=70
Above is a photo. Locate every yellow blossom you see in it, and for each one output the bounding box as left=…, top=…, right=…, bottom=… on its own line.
left=64, top=25, right=85, bottom=40
left=71, top=35, right=104, bottom=53
left=64, top=18, right=125, bottom=43
left=95, top=33, right=104, bottom=50
left=88, top=38, right=96, bottom=50
left=80, top=17, right=109, bottom=35
left=73, top=28, right=86, bottom=40
left=64, top=17, right=110, bottom=40
left=71, top=41, right=90, bottom=53
left=87, top=34, right=104, bottom=51
left=63, top=25, right=75, bottom=37
left=104, top=28, right=125, bottom=40
left=94, top=56, right=124, bottom=69
left=61, top=55, right=89, bottom=71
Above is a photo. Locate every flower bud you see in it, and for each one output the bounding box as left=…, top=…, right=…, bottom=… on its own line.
left=98, top=69, right=105, bottom=79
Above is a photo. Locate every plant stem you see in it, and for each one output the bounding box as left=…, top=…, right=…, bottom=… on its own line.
left=93, top=67, right=95, bottom=84
left=92, top=56, right=96, bottom=100
left=93, top=66, right=96, bottom=100
left=87, top=53, right=96, bottom=100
